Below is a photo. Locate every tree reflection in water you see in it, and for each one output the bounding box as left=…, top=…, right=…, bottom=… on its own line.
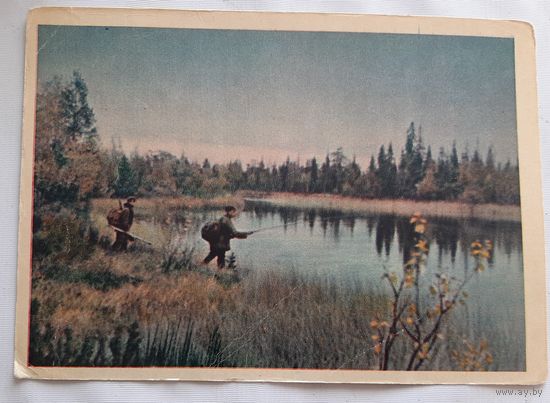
left=244, top=200, right=522, bottom=269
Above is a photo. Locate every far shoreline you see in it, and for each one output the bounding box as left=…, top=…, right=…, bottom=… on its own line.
left=241, top=192, right=521, bottom=222
left=92, top=192, right=521, bottom=222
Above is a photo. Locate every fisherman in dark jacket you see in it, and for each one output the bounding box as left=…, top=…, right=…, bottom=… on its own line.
left=111, top=197, right=136, bottom=251
left=203, top=206, right=251, bottom=268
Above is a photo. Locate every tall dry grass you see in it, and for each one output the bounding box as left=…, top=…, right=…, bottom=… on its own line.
left=31, top=255, right=391, bottom=368
left=246, top=192, right=521, bottom=222
left=92, top=195, right=243, bottom=217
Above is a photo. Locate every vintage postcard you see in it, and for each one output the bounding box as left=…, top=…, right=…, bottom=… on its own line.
left=15, top=8, right=547, bottom=383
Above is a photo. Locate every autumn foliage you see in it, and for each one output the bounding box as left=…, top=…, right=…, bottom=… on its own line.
left=371, top=213, right=494, bottom=370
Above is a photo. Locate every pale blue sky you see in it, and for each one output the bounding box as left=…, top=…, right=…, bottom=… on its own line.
left=37, top=25, right=517, bottom=166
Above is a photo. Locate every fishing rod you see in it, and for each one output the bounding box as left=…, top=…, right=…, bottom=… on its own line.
left=248, top=221, right=301, bottom=234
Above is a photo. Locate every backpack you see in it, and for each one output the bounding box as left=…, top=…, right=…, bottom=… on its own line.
left=107, top=200, right=124, bottom=227
left=201, top=220, right=221, bottom=243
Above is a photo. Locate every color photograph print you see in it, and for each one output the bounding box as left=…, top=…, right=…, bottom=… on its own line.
left=14, top=8, right=547, bottom=383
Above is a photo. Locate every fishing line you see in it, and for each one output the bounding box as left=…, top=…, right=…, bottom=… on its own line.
left=247, top=210, right=372, bottom=234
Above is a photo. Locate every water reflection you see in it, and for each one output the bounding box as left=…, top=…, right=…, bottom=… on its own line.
left=244, top=200, right=523, bottom=265
left=306, top=209, right=315, bottom=232
left=375, top=215, right=395, bottom=257
left=395, top=216, right=416, bottom=264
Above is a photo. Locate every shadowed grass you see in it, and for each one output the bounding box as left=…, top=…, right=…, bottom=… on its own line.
left=40, top=264, right=142, bottom=291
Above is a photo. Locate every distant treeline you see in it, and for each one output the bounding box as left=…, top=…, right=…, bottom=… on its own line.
left=35, top=72, right=520, bottom=208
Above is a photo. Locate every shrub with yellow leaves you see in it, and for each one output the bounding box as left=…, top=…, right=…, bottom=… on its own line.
left=372, top=213, right=493, bottom=370
left=451, top=339, right=493, bottom=371
left=471, top=239, right=492, bottom=272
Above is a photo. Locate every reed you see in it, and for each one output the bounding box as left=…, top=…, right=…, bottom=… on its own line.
left=30, top=259, right=392, bottom=369
left=247, top=192, right=521, bottom=222
left=92, top=195, right=243, bottom=217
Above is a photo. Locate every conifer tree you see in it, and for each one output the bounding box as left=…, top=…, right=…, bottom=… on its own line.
left=320, top=154, right=331, bottom=193
left=61, top=71, right=97, bottom=141
left=417, top=145, right=437, bottom=199
left=366, top=155, right=381, bottom=198
left=376, top=144, right=397, bottom=198
left=309, top=157, right=319, bottom=193
left=398, top=122, right=424, bottom=198
left=114, top=155, right=137, bottom=197
left=447, top=142, right=461, bottom=198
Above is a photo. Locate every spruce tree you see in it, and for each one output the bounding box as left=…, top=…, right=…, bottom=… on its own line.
left=366, top=155, right=381, bottom=198
left=330, top=147, right=347, bottom=194
left=279, top=158, right=290, bottom=192
left=114, top=155, right=137, bottom=197
left=448, top=142, right=461, bottom=198
left=434, top=147, right=449, bottom=199
left=61, top=71, right=97, bottom=141
left=386, top=143, right=398, bottom=198
left=424, top=146, right=433, bottom=171
left=320, top=154, right=331, bottom=193
left=376, top=145, right=387, bottom=196
left=309, top=157, right=319, bottom=193
left=377, top=144, right=397, bottom=198
left=398, top=122, right=424, bottom=199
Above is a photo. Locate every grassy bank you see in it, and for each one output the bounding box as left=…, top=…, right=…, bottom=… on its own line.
left=244, top=192, right=521, bottom=222
left=30, top=243, right=393, bottom=369
left=29, top=195, right=523, bottom=370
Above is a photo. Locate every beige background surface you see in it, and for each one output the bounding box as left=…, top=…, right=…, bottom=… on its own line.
left=2, top=0, right=550, bottom=401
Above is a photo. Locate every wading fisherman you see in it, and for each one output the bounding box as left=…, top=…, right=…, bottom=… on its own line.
left=202, top=205, right=252, bottom=268
left=110, top=197, right=136, bottom=251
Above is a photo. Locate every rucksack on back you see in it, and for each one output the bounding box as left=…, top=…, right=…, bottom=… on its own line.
left=107, top=200, right=124, bottom=227
left=201, top=221, right=221, bottom=243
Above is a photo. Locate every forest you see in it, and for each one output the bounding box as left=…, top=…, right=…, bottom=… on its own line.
left=34, top=72, right=520, bottom=211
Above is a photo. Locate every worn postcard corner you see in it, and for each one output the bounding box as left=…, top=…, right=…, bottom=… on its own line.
left=14, top=357, right=38, bottom=379
left=15, top=7, right=546, bottom=384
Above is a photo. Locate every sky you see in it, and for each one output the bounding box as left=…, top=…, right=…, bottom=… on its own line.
left=37, top=25, right=518, bottom=167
